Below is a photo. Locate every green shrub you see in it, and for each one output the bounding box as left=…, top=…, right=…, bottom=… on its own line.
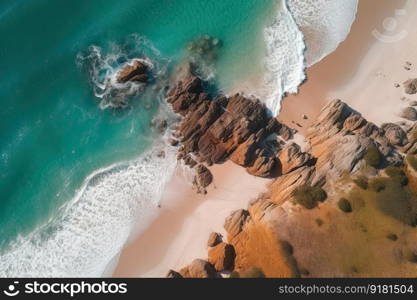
left=385, top=165, right=405, bottom=177
left=353, top=176, right=368, bottom=190
left=364, top=145, right=382, bottom=168
left=369, top=177, right=387, bottom=192
left=386, top=233, right=398, bottom=241
left=315, top=218, right=324, bottom=227
left=407, top=154, right=417, bottom=172
left=338, top=198, right=353, bottom=213
left=385, top=165, right=408, bottom=186
left=292, top=185, right=328, bottom=209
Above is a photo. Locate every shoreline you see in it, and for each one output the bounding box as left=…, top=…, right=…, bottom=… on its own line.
left=113, top=162, right=269, bottom=277
left=113, top=0, right=417, bottom=278
left=279, top=0, right=411, bottom=133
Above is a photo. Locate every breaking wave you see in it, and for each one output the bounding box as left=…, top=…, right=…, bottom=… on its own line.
left=287, top=0, right=359, bottom=66
left=262, top=0, right=359, bottom=115
left=76, top=34, right=170, bottom=109
left=263, top=0, right=306, bottom=116
left=0, top=143, right=177, bottom=277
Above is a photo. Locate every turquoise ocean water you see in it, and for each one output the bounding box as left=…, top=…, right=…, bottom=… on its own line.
left=0, top=0, right=276, bottom=276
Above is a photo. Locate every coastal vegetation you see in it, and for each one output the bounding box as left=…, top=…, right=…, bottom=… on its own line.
left=347, top=171, right=417, bottom=226
left=385, top=165, right=408, bottom=186
left=338, top=198, right=353, bottom=213
left=364, top=145, right=382, bottom=168
left=292, top=185, right=327, bottom=209
left=353, top=176, right=368, bottom=190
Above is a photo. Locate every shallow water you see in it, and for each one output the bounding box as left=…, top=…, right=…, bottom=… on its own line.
left=0, top=0, right=277, bottom=276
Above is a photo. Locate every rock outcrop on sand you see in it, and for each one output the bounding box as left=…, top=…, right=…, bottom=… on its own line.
left=207, top=232, right=222, bottom=247
left=179, top=259, right=218, bottom=278
left=117, top=60, right=149, bottom=83
left=170, top=98, right=417, bottom=278
left=401, top=106, right=417, bottom=121
left=208, top=242, right=236, bottom=271
left=166, top=66, right=298, bottom=192
left=193, top=164, right=213, bottom=193
left=404, top=78, right=417, bottom=95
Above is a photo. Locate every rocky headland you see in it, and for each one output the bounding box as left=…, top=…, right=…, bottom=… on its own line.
left=166, top=64, right=296, bottom=193
left=162, top=67, right=417, bottom=278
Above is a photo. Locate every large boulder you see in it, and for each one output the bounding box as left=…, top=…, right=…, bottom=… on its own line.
left=246, top=156, right=279, bottom=178
left=180, top=259, right=218, bottom=278
left=117, top=60, right=149, bottom=83
left=343, top=114, right=367, bottom=132
left=401, top=107, right=417, bottom=121
left=278, top=143, right=313, bottom=174
left=195, top=164, right=213, bottom=188
left=404, top=79, right=417, bottom=95
left=207, top=232, right=223, bottom=247
left=382, top=123, right=408, bottom=146
left=229, top=133, right=259, bottom=167
left=208, top=242, right=236, bottom=271
left=224, top=209, right=250, bottom=239
left=166, top=270, right=183, bottom=278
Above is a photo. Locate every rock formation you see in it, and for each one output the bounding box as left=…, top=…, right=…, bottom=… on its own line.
left=169, top=98, right=417, bottom=278
left=404, top=78, right=417, bottom=95
left=207, top=232, right=222, bottom=247
left=208, top=242, right=236, bottom=271
left=401, top=107, right=417, bottom=121
left=193, top=164, right=213, bottom=193
left=117, top=60, right=149, bottom=83
left=179, top=259, right=218, bottom=278
left=165, top=67, right=299, bottom=191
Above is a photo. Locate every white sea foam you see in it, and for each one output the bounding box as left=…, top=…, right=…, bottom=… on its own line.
left=76, top=34, right=170, bottom=109
left=0, top=34, right=177, bottom=277
left=0, top=143, right=177, bottom=277
left=263, top=0, right=306, bottom=116
left=261, top=0, right=359, bottom=115
left=0, top=1, right=360, bottom=276
left=287, top=0, right=359, bottom=66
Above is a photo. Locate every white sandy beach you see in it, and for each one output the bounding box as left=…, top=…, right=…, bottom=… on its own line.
left=114, top=0, right=417, bottom=278
left=113, top=162, right=269, bottom=277
left=279, top=0, right=417, bottom=131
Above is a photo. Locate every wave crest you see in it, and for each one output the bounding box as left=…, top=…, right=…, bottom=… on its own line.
left=288, top=0, right=359, bottom=66
left=0, top=143, right=177, bottom=277
left=76, top=34, right=170, bottom=109
left=261, top=0, right=359, bottom=115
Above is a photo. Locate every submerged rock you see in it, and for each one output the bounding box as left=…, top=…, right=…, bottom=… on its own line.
left=117, top=60, right=149, bottom=83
